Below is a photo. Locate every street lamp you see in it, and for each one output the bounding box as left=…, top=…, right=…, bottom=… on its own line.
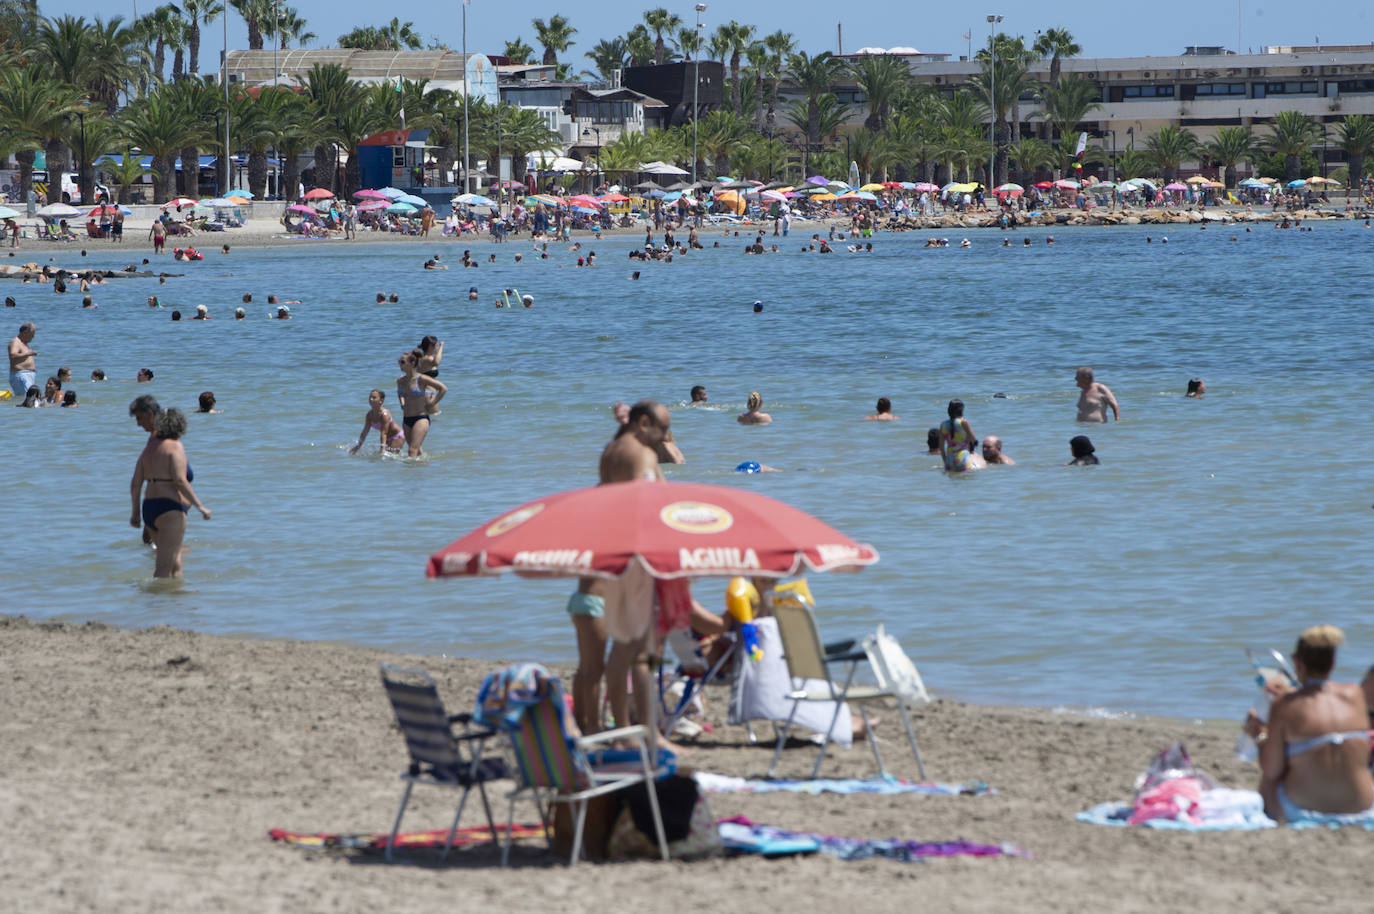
left=987, top=14, right=1002, bottom=190
left=583, top=127, right=601, bottom=192
left=462, top=0, right=471, bottom=194
left=692, top=3, right=707, bottom=187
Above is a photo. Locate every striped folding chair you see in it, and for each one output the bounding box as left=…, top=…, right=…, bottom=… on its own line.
left=478, top=666, right=671, bottom=866
left=379, top=664, right=509, bottom=861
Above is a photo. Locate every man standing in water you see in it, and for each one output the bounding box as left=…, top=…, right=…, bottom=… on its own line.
left=566, top=401, right=672, bottom=744
left=1075, top=366, right=1120, bottom=423
left=8, top=322, right=36, bottom=398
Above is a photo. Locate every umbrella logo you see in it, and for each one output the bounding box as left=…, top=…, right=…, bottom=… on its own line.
left=486, top=503, right=545, bottom=537
left=660, top=501, right=733, bottom=534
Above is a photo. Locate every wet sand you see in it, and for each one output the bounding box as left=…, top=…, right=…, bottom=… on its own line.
left=2, top=614, right=1367, bottom=913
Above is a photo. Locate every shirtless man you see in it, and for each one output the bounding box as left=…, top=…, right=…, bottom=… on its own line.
left=8, top=322, right=36, bottom=398
left=611, top=400, right=683, bottom=464
left=1075, top=366, right=1120, bottom=423
left=862, top=397, right=899, bottom=421
left=982, top=435, right=1015, bottom=465
left=567, top=401, right=671, bottom=742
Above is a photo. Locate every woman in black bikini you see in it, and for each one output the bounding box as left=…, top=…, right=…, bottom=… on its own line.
left=129, top=408, right=210, bottom=578
left=416, top=335, right=444, bottom=378
left=396, top=349, right=446, bottom=457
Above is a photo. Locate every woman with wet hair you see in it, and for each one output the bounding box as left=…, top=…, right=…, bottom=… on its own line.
left=129, top=407, right=209, bottom=578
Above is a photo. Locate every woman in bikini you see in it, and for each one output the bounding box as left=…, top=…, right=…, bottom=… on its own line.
left=396, top=349, right=446, bottom=457
left=939, top=399, right=986, bottom=472
left=1254, top=625, right=1374, bottom=824
left=348, top=389, right=405, bottom=455
left=129, top=408, right=210, bottom=578
left=416, top=335, right=444, bottom=390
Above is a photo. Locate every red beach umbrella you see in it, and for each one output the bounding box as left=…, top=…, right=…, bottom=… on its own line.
left=426, top=480, right=878, bottom=582
left=302, top=188, right=335, bottom=200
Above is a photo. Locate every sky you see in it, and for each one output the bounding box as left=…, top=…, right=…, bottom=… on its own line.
left=41, top=0, right=1374, bottom=66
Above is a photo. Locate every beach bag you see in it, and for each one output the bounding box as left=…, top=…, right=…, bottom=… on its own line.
left=608, top=774, right=723, bottom=861
left=861, top=626, right=931, bottom=705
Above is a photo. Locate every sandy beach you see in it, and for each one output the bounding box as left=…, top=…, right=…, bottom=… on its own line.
left=2, top=613, right=1367, bottom=913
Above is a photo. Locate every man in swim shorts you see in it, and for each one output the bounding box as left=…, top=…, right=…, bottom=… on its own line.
left=8, top=322, right=36, bottom=398
left=567, top=401, right=673, bottom=737
left=1075, top=366, right=1120, bottom=423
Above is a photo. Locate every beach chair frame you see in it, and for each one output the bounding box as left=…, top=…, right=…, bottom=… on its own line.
left=379, top=664, right=508, bottom=861
left=768, top=602, right=927, bottom=780
left=495, top=676, right=669, bottom=866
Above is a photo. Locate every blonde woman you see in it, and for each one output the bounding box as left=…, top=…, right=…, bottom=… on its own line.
left=737, top=391, right=772, bottom=425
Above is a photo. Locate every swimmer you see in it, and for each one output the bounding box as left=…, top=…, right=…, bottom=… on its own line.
left=61, top=390, right=77, bottom=407
left=129, top=407, right=210, bottom=578
left=734, top=460, right=781, bottom=473
left=468, top=287, right=479, bottom=301
left=193, top=304, right=210, bottom=320
left=234, top=307, right=245, bottom=320
left=396, top=349, right=446, bottom=457
left=1075, top=366, right=1120, bottom=423
left=926, top=428, right=940, bottom=455
left=90, top=369, right=105, bottom=381
left=862, top=397, right=899, bottom=421
left=738, top=391, right=772, bottom=425
left=752, top=301, right=763, bottom=313
left=196, top=391, right=220, bottom=414
left=981, top=435, right=1014, bottom=465
left=136, top=368, right=154, bottom=382
left=348, top=389, right=405, bottom=455
left=1067, top=435, right=1098, bottom=465
left=689, top=385, right=708, bottom=404
left=1186, top=377, right=1206, bottom=398
left=939, top=399, right=985, bottom=472
left=274, top=306, right=291, bottom=320
left=521, top=294, right=534, bottom=308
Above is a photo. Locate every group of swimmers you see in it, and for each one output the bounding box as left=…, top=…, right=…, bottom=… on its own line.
left=349, top=335, right=446, bottom=457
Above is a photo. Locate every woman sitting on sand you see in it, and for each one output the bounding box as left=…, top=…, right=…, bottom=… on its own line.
left=738, top=392, right=772, bottom=425
left=1250, top=625, right=1374, bottom=825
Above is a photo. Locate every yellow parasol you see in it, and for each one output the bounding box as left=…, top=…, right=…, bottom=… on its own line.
left=1184, top=175, right=1210, bottom=184
left=859, top=183, right=886, bottom=192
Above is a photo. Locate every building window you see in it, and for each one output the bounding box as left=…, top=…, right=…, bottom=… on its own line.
left=1192, top=83, right=1246, bottom=97
left=1256, top=80, right=1317, bottom=98
left=1121, top=85, right=1175, bottom=99
left=1333, top=78, right=1374, bottom=95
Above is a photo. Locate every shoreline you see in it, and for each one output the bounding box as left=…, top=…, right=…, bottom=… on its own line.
left=4, top=612, right=1367, bottom=912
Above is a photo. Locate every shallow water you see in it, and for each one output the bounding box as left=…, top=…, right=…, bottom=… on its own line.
left=6, top=220, right=1373, bottom=719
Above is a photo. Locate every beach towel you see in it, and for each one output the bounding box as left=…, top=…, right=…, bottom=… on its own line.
left=695, top=772, right=993, bottom=797
left=717, top=816, right=1029, bottom=863
left=268, top=823, right=546, bottom=851
left=1077, top=788, right=1277, bottom=831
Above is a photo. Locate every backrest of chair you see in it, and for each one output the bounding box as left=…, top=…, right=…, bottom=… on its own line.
left=380, top=665, right=461, bottom=771
left=505, top=682, right=588, bottom=792
left=772, top=603, right=829, bottom=682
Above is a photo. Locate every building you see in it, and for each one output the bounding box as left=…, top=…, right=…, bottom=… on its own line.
left=224, top=49, right=498, bottom=104
left=622, top=60, right=725, bottom=126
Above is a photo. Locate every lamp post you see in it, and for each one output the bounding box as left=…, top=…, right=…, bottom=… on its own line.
left=583, top=126, right=601, bottom=192
left=222, top=6, right=230, bottom=197
left=691, top=2, right=707, bottom=187
left=987, top=14, right=1002, bottom=190
left=1110, top=129, right=1117, bottom=183
left=76, top=111, right=86, bottom=204
left=462, top=0, right=471, bottom=194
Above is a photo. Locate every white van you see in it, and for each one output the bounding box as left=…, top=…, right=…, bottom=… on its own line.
left=54, top=172, right=112, bottom=205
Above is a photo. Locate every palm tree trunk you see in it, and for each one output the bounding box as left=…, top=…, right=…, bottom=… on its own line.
left=313, top=144, right=336, bottom=196
left=249, top=20, right=263, bottom=51
left=807, top=99, right=819, bottom=149
left=344, top=146, right=361, bottom=197
left=181, top=146, right=200, bottom=197
left=190, top=23, right=201, bottom=74
left=1285, top=153, right=1299, bottom=183
left=16, top=150, right=34, bottom=211
left=150, top=154, right=167, bottom=203
left=155, top=41, right=165, bottom=82
left=172, top=48, right=185, bottom=81
left=767, top=78, right=780, bottom=132
left=281, top=153, right=300, bottom=201
left=248, top=149, right=267, bottom=198
left=45, top=140, right=69, bottom=202
left=730, top=54, right=742, bottom=114
left=1349, top=155, right=1364, bottom=199
left=1224, top=163, right=1236, bottom=188
left=754, top=77, right=764, bottom=133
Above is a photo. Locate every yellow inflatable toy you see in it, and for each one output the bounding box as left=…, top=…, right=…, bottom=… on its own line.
left=724, top=576, right=759, bottom=623
left=769, top=578, right=814, bottom=609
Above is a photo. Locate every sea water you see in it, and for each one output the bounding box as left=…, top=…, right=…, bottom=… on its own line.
left=5, top=221, right=1372, bottom=719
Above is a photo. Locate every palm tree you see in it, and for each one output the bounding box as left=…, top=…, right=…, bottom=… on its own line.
left=274, top=7, right=315, bottom=49
left=271, top=91, right=322, bottom=199
left=490, top=107, right=559, bottom=185
left=1114, top=149, right=1152, bottom=180
left=0, top=68, right=81, bottom=208
left=1033, top=27, right=1080, bottom=87
left=1037, top=74, right=1101, bottom=172
left=585, top=39, right=627, bottom=82
left=181, top=0, right=223, bottom=75
left=1265, top=110, right=1323, bottom=183
left=304, top=62, right=352, bottom=193
left=504, top=38, right=534, bottom=64
left=1335, top=115, right=1374, bottom=199
left=849, top=54, right=909, bottom=133
left=787, top=51, right=844, bottom=153
left=121, top=86, right=198, bottom=202
left=1144, top=124, right=1199, bottom=182
left=643, top=8, right=681, bottom=66
left=101, top=151, right=152, bottom=204
left=623, top=25, right=655, bottom=68
left=68, top=113, right=119, bottom=204
left=136, top=7, right=174, bottom=85
left=166, top=15, right=189, bottom=82
left=695, top=109, right=748, bottom=175
left=166, top=76, right=221, bottom=197
left=532, top=14, right=576, bottom=67
left=380, top=17, right=421, bottom=50
left=1205, top=126, right=1259, bottom=188
left=762, top=31, right=793, bottom=133
left=745, top=44, right=769, bottom=132
left=714, top=21, right=754, bottom=115
left=230, top=0, right=272, bottom=51
left=1004, top=135, right=1055, bottom=184
left=671, top=26, right=701, bottom=61
left=87, top=16, right=148, bottom=108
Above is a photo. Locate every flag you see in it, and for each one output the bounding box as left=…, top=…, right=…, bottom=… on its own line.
left=962, top=32, right=970, bottom=40
left=396, top=77, right=405, bottom=129
left=1074, top=132, right=1088, bottom=158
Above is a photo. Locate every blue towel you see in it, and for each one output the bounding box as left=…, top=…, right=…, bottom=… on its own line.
left=696, top=772, right=993, bottom=796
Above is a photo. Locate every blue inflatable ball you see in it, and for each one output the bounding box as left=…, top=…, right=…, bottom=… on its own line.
left=735, top=461, right=761, bottom=474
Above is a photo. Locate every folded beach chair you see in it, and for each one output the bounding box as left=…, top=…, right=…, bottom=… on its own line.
left=379, top=664, right=509, bottom=861
left=658, top=628, right=741, bottom=740
left=769, top=603, right=928, bottom=780
left=476, top=663, right=670, bottom=866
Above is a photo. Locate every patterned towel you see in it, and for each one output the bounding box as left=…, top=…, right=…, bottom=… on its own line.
left=696, top=772, right=994, bottom=796
left=269, top=823, right=545, bottom=851
left=717, top=816, right=1029, bottom=862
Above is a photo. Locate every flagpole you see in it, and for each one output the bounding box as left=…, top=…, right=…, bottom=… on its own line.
left=462, top=0, right=470, bottom=194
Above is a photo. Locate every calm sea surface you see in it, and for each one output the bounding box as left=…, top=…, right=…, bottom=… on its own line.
left=5, top=221, right=1373, bottom=719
